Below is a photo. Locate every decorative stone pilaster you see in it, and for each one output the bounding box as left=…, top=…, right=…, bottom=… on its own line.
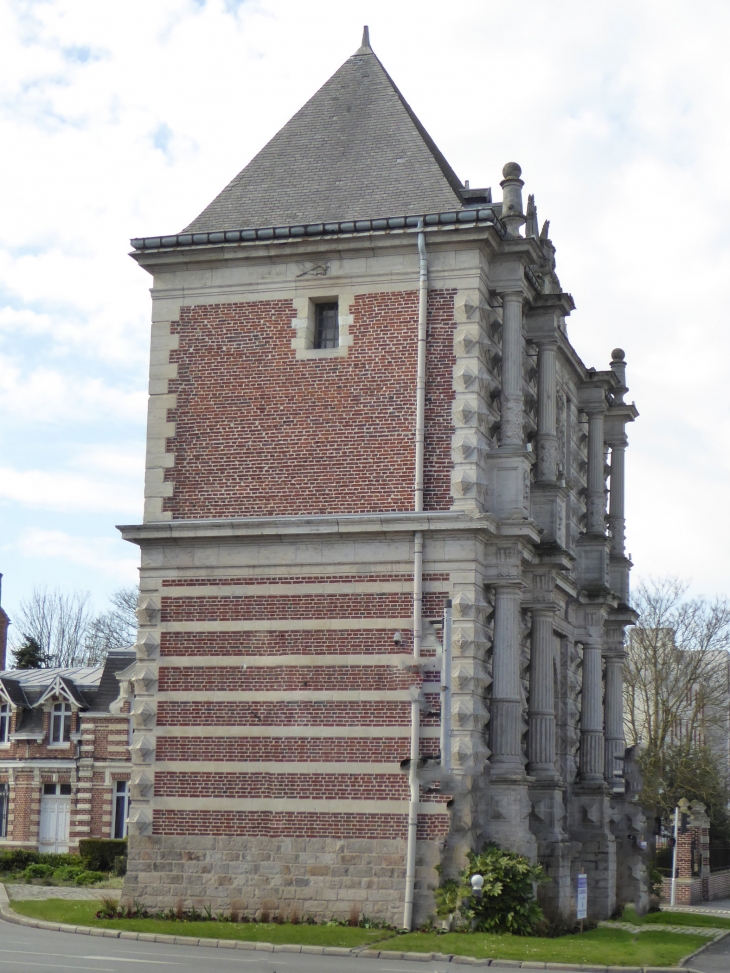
left=536, top=339, right=559, bottom=484
left=585, top=408, right=607, bottom=536
left=499, top=292, right=524, bottom=451
left=485, top=555, right=535, bottom=862
left=579, top=637, right=605, bottom=783
left=490, top=581, right=525, bottom=777
left=528, top=606, right=559, bottom=780
left=605, top=349, right=637, bottom=605
left=603, top=624, right=626, bottom=783
left=525, top=575, right=571, bottom=916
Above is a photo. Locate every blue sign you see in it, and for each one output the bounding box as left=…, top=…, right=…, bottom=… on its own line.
left=576, top=873, right=588, bottom=920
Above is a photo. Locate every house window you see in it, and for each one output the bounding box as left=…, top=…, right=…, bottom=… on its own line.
left=0, top=783, right=8, bottom=838
left=0, top=704, right=9, bottom=743
left=113, top=781, right=130, bottom=839
left=50, top=702, right=72, bottom=744
left=42, top=783, right=72, bottom=796
left=314, top=302, right=339, bottom=349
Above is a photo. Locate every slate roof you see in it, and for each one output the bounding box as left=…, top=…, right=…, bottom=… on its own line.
left=184, top=29, right=466, bottom=233
left=0, top=648, right=135, bottom=715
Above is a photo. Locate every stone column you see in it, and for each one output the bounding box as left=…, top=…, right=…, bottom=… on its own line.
left=490, top=583, right=525, bottom=776
left=536, top=340, right=558, bottom=483
left=499, top=292, right=524, bottom=450
left=579, top=639, right=605, bottom=782
left=586, top=407, right=606, bottom=536
left=603, top=652, right=625, bottom=781
left=608, top=441, right=626, bottom=557
left=528, top=607, right=558, bottom=779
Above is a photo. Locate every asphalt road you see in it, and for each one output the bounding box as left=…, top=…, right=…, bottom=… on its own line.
left=684, top=934, right=730, bottom=973
left=0, top=920, right=459, bottom=973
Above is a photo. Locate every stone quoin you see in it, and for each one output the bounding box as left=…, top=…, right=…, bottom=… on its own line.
left=119, top=27, right=647, bottom=925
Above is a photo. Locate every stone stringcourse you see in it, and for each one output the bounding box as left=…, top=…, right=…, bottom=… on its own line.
left=0, top=882, right=717, bottom=973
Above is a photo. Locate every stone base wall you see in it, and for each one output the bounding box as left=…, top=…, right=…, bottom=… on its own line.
left=708, top=868, right=730, bottom=900
left=123, top=834, right=420, bottom=925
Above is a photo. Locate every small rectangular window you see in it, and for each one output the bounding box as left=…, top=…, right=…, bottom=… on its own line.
left=0, top=783, right=8, bottom=838
left=314, top=302, right=339, bottom=349
left=59, top=783, right=72, bottom=796
left=0, top=704, right=9, bottom=743
left=51, top=702, right=72, bottom=743
left=43, top=783, right=57, bottom=796
left=114, top=780, right=130, bottom=839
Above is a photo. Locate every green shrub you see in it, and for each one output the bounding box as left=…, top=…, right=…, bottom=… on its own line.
left=79, top=839, right=127, bottom=873
left=74, top=870, right=106, bottom=886
left=112, top=854, right=127, bottom=877
left=435, top=844, right=547, bottom=936
left=0, top=849, right=40, bottom=872
left=53, top=864, right=85, bottom=882
left=22, top=863, right=55, bottom=881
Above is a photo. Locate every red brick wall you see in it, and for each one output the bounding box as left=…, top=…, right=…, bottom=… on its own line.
left=152, top=567, right=449, bottom=843
left=163, top=291, right=455, bottom=519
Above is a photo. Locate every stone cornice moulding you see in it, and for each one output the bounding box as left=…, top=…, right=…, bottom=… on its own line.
left=118, top=510, right=500, bottom=544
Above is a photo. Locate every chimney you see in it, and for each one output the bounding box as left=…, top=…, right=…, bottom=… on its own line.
left=0, top=574, right=9, bottom=671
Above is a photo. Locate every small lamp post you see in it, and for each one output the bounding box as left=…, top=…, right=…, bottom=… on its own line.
left=470, top=873, right=484, bottom=900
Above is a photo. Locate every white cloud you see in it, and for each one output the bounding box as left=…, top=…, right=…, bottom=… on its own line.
left=0, top=459, right=142, bottom=514
left=0, top=354, right=147, bottom=424
left=15, top=528, right=139, bottom=582
left=0, top=0, right=729, bottom=600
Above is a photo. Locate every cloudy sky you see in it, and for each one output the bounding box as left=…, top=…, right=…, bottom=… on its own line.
left=1, top=0, right=729, bottom=628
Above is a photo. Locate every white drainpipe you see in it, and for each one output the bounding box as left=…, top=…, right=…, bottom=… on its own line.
left=441, top=599, right=452, bottom=774
left=403, top=223, right=428, bottom=930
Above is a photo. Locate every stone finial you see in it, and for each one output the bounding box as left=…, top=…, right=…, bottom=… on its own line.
left=356, top=25, right=372, bottom=54
left=500, top=162, right=525, bottom=239
left=525, top=194, right=538, bottom=238
left=610, top=348, right=627, bottom=403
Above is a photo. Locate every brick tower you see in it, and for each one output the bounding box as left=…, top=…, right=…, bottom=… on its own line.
left=120, top=28, right=646, bottom=925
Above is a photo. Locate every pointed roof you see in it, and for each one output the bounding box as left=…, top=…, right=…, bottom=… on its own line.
left=184, top=28, right=465, bottom=233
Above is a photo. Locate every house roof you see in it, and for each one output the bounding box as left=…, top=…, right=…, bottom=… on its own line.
left=184, top=28, right=466, bottom=234
left=0, top=648, right=135, bottom=713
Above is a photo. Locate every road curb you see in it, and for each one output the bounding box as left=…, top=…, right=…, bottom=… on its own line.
left=0, top=884, right=707, bottom=971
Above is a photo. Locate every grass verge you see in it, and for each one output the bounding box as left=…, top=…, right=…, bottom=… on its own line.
left=619, top=905, right=730, bottom=930
left=8, top=899, right=390, bottom=948
left=7, top=899, right=714, bottom=965
left=373, top=927, right=708, bottom=966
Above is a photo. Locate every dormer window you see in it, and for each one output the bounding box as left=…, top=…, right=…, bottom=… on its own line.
left=0, top=703, right=9, bottom=743
left=314, top=301, right=339, bottom=349
left=50, top=702, right=72, bottom=744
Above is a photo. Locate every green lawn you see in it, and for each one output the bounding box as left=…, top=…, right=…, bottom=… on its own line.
left=8, top=898, right=712, bottom=965
left=619, top=905, right=730, bottom=930
left=9, top=899, right=388, bottom=948
left=373, top=927, right=707, bottom=967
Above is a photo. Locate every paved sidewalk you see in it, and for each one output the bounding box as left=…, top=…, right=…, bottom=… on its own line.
left=6, top=884, right=121, bottom=901
left=663, top=900, right=730, bottom=917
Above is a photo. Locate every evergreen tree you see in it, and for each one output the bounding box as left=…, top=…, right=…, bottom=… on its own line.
left=12, top=635, right=47, bottom=669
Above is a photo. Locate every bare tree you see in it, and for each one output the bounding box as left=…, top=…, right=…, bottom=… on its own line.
left=624, top=577, right=730, bottom=836
left=11, top=586, right=139, bottom=668
left=13, top=588, right=95, bottom=668
left=85, top=586, right=139, bottom=659
left=624, top=577, right=730, bottom=757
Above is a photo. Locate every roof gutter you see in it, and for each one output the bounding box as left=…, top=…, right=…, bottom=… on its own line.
left=130, top=207, right=504, bottom=252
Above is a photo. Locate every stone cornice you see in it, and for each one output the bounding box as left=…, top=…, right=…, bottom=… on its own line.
left=118, top=510, right=502, bottom=544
